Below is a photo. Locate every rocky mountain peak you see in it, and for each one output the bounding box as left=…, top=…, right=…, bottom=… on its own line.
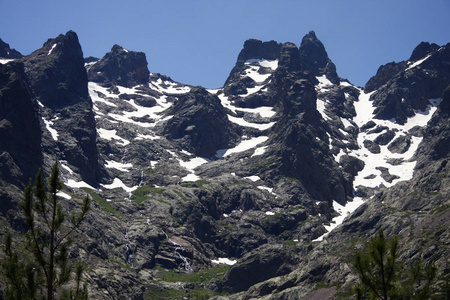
left=367, top=42, right=450, bottom=124
left=23, top=30, right=88, bottom=108
left=409, top=41, right=440, bottom=61
left=237, top=39, right=282, bottom=62
left=299, top=30, right=339, bottom=83
left=0, top=38, right=22, bottom=59
left=87, top=44, right=150, bottom=88
left=224, top=39, right=282, bottom=86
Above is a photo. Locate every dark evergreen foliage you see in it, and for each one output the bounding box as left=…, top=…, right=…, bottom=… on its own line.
left=1, top=161, right=90, bottom=300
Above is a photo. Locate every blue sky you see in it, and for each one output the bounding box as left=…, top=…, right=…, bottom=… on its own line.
left=1, top=0, right=449, bottom=88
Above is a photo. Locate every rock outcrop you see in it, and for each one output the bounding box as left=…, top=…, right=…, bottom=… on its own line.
left=87, top=44, right=150, bottom=88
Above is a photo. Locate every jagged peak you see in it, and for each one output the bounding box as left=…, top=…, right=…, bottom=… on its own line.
left=409, top=41, right=440, bottom=61
left=237, top=39, right=282, bottom=63
left=42, top=30, right=81, bottom=53
left=299, top=30, right=329, bottom=65
left=87, top=43, right=150, bottom=87
left=0, top=38, right=22, bottom=58
left=299, top=31, right=339, bottom=83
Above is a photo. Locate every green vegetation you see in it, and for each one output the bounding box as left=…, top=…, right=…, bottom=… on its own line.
left=144, top=284, right=213, bottom=300
left=144, top=265, right=231, bottom=299
left=181, top=180, right=209, bottom=189
left=174, top=190, right=189, bottom=202
left=352, top=229, right=437, bottom=299
left=131, top=185, right=165, bottom=205
left=2, top=161, right=89, bottom=299
left=283, top=240, right=298, bottom=246
left=81, top=187, right=124, bottom=218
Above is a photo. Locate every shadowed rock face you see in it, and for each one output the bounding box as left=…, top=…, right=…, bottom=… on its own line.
left=0, top=38, right=22, bottom=59
left=20, top=31, right=101, bottom=186
left=87, top=44, right=150, bottom=87
left=299, top=30, right=339, bottom=84
left=366, top=42, right=450, bottom=124
left=0, top=62, right=41, bottom=187
left=162, top=87, right=241, bottom=157
left=23, top=31, right=89, bottom=109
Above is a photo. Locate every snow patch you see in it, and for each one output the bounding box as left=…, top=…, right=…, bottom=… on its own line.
left=313, top=197, right=365, bottom=242
left=149, top=78, right=191, bottom=94
left=244, top=175, right=261, bottom=182
left=48, top=43, right=57, bottom=55
left=227, top=115, right=275, bottom=130
left=102, top=178, right=138, bottom=193
left=406, top=54, right=432, bottom=71
left=0, top=59, right=14, bottom=64
left=98, top=128, right=130, bottom=146
left=43, top=118, right=59, bottom=140
left=251, top=146, right=268, bottom=157
left=57, top=191, right=72, bottom=199
left=211, top=257, right=237, bottom=265
left=66, top=179, right=96, bottom=190
left=105, top=160, right=133, bottom=172
left=216, top=136, right=269, bottom=158
left=316, top=75, right=333, bottom=90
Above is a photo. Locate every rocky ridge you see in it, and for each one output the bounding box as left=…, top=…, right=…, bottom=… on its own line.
left=0, top=30, right=448, bottom=299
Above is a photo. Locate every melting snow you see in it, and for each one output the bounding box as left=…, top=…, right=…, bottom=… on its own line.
left=258, top=186, right=275, bottom=194
left=228, top=115, right=275, bottom=130
left=98, top=128, right=130, bottom=146
left=0, top=59, right=15, bottom=64
left=211, top=257, right=237, bottom=265
left=251, top=146, right=268, bottom=157
left=406, top=54, right=432, bottom=71
left=179, top=156, right=209, bottom=182
left=244, top=175, right=261, bottom=182
left=351, top=92, right=440, bottom=188
left=48, top=43, right=57, bottom=55
left=313, top=197, right=365, bottom=242
left=316, top=75, right=333, bottom=90
left=66, top=179, right=96, bottom=190
left=105, top=160, right=133, bottom=172
left=149, top=78, right=191, bottom=94
left=102, top=178, right=138, bottom=193
left=181, top=173, right=201, bottom=182
left=57, top=191, right=72, bottom=199
left=43, top=118, right=59, bottom=140
left=89, top=82, right=173, bottom=129
left=216, top=136, right=269, bottom=158
left=242, top=59, right=278, bottom=83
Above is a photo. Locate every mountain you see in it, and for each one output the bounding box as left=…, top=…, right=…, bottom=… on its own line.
left=0, top=30, right=448, bottom=299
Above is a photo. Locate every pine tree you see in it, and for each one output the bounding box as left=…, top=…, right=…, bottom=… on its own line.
left=352, top=229, right=438, bottom=300
left=2, top=161, right=90, bottom=299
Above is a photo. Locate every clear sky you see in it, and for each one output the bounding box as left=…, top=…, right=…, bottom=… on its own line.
left=1, top=0, right=449, bottom=89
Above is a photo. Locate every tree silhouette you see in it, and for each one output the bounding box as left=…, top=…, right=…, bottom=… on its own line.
left=2, top=161, right=90, bottom=299
left=352, top=229, right=437, bottom=300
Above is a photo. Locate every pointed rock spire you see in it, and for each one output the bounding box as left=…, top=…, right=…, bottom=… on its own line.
left=299, top=30, right=339, bottom=83
left=23, top=30, right=88, bottom=108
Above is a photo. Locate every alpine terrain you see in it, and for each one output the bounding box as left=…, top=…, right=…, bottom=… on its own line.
left=0, top=30, right=449, bottom=299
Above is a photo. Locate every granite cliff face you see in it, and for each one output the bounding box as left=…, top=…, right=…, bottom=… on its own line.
left=0, top=30, right=448, bottom=299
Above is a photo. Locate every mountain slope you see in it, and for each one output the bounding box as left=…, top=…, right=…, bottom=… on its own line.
left=0, top=30, right=448, bottom=299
